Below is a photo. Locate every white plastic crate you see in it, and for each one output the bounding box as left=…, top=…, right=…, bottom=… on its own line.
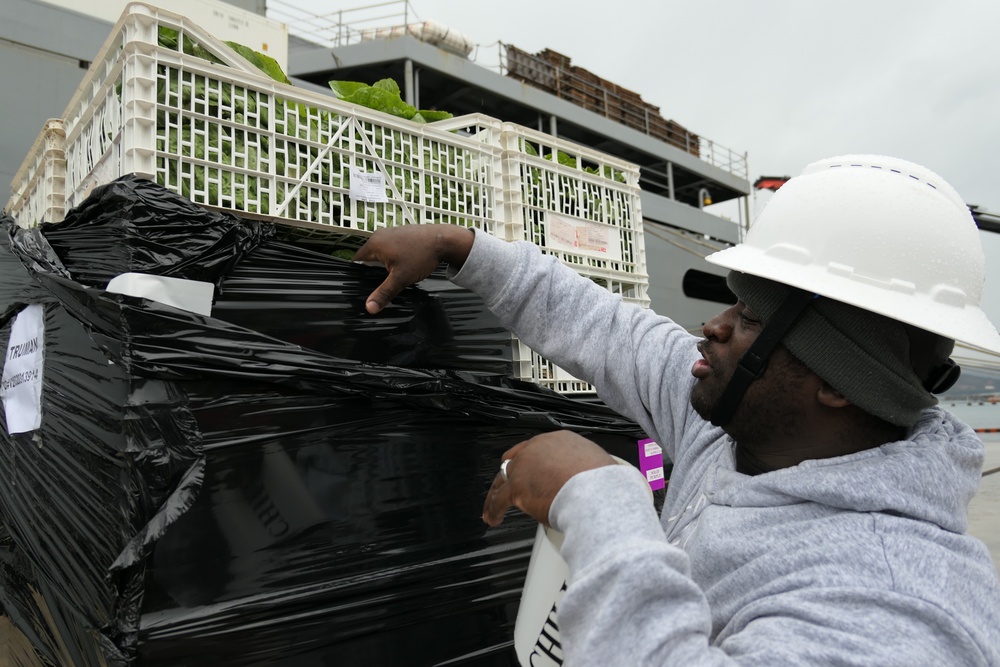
left=428, top=113, right=503, bottom=148
left=498, top=125, right=649, bottom=394
left=59, top=3, right=504, bottom=241
left=499, top=123, right=648, bottom=284
left=6, top=119, right=67, bottom=228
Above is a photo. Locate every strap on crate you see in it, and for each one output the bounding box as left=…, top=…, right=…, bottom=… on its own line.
left=274, top=117, right=351, bottom=218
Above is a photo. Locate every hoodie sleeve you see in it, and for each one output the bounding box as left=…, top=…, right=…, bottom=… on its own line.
left=450, top=231, right=703, bottom=460
left=551, top=465, right=731, bottom=666
left=550, top=465, right=996, bottom=666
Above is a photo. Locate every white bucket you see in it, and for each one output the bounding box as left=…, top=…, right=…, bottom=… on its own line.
left=513, top=457, right=653, bottom=666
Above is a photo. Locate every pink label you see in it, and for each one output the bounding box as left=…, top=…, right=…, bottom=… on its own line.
left=550, top=215, right=579, bottom=248
left=637, top=438, right=665, bottom=491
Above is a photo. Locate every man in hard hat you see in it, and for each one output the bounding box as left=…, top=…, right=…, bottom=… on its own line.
left=354, top=155, right=1000, bottom=664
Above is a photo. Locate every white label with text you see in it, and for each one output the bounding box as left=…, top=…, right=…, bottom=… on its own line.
left=350, top=168, right=389, bottom=203
left=1, top=304, right=45, bottom=433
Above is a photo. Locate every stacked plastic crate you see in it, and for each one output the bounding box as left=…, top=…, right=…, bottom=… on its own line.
left=6, top=119, right=67, bottom=228
left=434, top=115, right=649, bottom=394
left=53, top=3, right=504, bottom=242
left=5, top=2, right=648, bottom=394
left=498, top=124, right=648, bottom=393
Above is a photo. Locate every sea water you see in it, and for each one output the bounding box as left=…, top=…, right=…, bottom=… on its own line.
left=941, top=400, right=1000, bottom=432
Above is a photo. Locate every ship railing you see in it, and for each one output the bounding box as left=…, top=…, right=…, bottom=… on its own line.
left=699, top=141, right=749, bottom=180
left=269, top=0, right=417, bottom=49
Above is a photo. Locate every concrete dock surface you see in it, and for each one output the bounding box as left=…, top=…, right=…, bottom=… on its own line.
left=969, top=432, right=1000, bottom=573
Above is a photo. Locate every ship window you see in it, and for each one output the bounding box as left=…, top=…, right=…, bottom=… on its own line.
left=682, top=269, right=737, bottom=305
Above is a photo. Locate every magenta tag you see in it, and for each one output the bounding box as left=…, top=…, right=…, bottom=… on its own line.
left=637, top=438, right=665, bottom=491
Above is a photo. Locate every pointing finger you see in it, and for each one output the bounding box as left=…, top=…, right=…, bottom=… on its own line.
left=482, top=467, right=513, bottom=527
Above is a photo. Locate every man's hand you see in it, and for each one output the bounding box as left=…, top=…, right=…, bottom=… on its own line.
left=354, top=225, right=475, bottom=314
left=483, top=431, right=617, bottom=527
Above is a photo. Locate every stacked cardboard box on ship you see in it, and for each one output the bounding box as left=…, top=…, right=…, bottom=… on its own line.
left=504, top=46, right=700, bottom=157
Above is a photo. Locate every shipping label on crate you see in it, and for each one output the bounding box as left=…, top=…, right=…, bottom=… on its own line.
left=349, top=168, right=389, bottom=203
left=1, top=304, right=45, bottom=434
left=545, top=213, right=622, bottom=262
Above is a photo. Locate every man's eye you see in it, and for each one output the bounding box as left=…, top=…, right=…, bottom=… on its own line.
left=740, top=312, right=761, bottom=326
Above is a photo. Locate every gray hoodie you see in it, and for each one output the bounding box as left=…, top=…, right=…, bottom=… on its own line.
left=452, top=231, right=1000, bottom=666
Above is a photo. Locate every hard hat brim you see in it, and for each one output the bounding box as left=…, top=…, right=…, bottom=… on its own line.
left=706, top=244, right=1000, bottom=355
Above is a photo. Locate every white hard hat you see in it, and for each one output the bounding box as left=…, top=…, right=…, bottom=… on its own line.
left=706, top=155, right=1000, bottom=354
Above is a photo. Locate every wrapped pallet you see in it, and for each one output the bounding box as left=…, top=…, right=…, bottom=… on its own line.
left=0, top=177, right=651, bottom=666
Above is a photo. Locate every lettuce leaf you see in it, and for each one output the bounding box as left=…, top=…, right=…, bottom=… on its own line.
left=413, top=109, right=453, bottom=123
left=328, top=81, right=370, bottom=100
left=327, top=78, right=417, bottom=119
left=225, top=41, right=290, bottom=84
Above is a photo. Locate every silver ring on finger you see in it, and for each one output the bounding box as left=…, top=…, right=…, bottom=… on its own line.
left=500, top=458, right=511, bottom=482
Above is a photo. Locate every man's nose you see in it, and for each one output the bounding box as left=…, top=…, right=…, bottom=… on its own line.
left=702, top=309, right=733, bottom=342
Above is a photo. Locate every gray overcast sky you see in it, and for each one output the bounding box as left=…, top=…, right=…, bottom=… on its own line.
left=284, top=0, right=1000, bottom=344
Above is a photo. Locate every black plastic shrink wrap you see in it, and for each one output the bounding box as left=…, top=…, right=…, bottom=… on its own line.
left=0, top=177, right=651, bottom=666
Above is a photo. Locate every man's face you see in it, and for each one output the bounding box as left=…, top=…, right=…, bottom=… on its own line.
left=690, top=301, right=760, bottom=419
left=690, top=301, right=814, bottom=442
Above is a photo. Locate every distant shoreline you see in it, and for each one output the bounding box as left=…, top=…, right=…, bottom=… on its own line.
left=941, top=401, right=1000, bottom=433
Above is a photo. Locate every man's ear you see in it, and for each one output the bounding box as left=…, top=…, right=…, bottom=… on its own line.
left=816, top=382, right=851, bottom=408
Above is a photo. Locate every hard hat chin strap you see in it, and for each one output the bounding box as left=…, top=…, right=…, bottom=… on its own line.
left=710, top=288, right=817, bottom=427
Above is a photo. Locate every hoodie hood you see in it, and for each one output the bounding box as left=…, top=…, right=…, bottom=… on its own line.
left=705, top=407, right=984, bottom=533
